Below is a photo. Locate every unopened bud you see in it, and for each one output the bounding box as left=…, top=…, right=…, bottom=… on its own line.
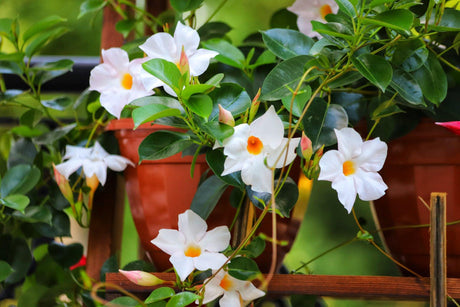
left=53, top=164, right=74, bottom=205
left=218, top=104, right=235, bottom=127
left=119, top=269, right=165, bottom=286
left=300, top=132, right=313, bottom=161
left=436, top=121, right=460, bottom=135
left=178, top=45, right=190, bottom=76
left=249, top=88, right=261, bottom=123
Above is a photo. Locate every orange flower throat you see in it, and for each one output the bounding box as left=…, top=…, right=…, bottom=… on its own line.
left=342, top=160, right=355, bottom=176
left=121, top=73, right=133, bottom=89
left=320, top=4, right=332, bottom=19
left=184, top=244, right=201, bottom=257
left=247, top=136, right=263, bottom=155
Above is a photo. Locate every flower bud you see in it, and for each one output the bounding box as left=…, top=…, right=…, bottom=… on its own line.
left=53, top=163, right=74, bottom=205
left=248, top=88, right=261, bottom=123
left=218, top=104, right=235, bottom=127
left=178, top=45, right=190, bottom=76
left=119, top=269, right=165, bottom=286
left=300, top=132, right=313, bottom=161
left=436, top=121, right=460, bottom=135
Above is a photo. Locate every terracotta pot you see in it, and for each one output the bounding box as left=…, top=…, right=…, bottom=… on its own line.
left=372, top=119, right=460, bottom=277
left=107, top=119, right=304, bottom=273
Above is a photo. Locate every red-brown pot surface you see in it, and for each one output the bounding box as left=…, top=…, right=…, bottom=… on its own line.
left=107, top=119, right=302, bottom=273
left=372, top=119, right=460, bottom=277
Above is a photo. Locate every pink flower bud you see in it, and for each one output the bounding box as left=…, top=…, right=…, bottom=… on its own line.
left=178, top=45, right=190, bottom=76
left=53, top=164, right=74, bottom=204
left=218, top=104, right=235, bottom=127
left=300, top=132, right=313, bottom=161
left=119, top=269, right=165, bottom=286
left=249, top=88, right=261, bottom=123
left=435, top=121, right=460, bottom=135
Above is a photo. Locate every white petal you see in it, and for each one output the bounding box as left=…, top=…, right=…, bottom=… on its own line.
left=241, top=157, right=273, bottom=193
left=188, top=48, right=218, bottom=76
left=222, top=157, right=244, bottom=176
left=62, top=145, right=91, bottom=160
left=250, top=106, right=283, bottom=149
left=91, top=141, right=109, bottom=158
left=219, top=291, right=241, bottom=307
left=100, top=91, right=131, bottom=119
left=83, top=160, right=107, bottom=185
left=267, top=137, right=300, bottom=169
left=151, top=229, right=185, bottom=255
left=174, top=22, right=200, bottom=57
left=354, top=170, right=388, bottom=201
left=331, top=175, right=357, bottom=213
left=55, top=159, right=84, bottom=179
left=222, top=124, right=250, bottom=159
left=200, top=226, right=231, bottom=252
left=104, top=155, right=134, bottom=171
left=194, top=252, right=227, bottom=271
left=335, top=128, right=363, bottom=160
left=129, top=58, right=163, bottom=91
left=356, top=138, right=387, bottom=172
left=238, top=281, right=265, bottom=302
left=101, top=48, right=130, bottom=73
left=140, top=33, right=177, bottom=62
left=178, top=210, right=207, bottom=242
left=170, top=253, right=195, bottom=281
left=89, top=64, right=118, bottom=92
left=202, top=277, right=225, bottom=304
left=318, top=150, right=344, bottom=181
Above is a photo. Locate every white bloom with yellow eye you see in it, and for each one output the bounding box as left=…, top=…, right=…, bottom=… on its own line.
left=288, top=0, right=338, bottom=37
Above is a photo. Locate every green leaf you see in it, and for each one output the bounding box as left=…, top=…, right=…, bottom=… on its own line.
left=132, top=105, right=181, bottom=128
left=34, top=123, right=77, bottom=145
left=182, top=84, right=215, bottom=100
left=166, top=292, right=201, bottom=307
left=25, top=27, right=68, bottom=58
left=227, top=257, right=260, bottom=280
left=205, top=73, right=224, bottom=87
left=362, top=10, right=414, bottom=35
left=22, top=15, right=66, bottom=43
left=11, top=125, right=44, bottom=138
left=138, top=131, right=193, bottom=161
left=190, top=175, right=228, bottom=220
left=302, top=99, right=349, bottom=151
left=390, top=69, right=424, bottom=106
left=41, top=96, right=73, bottom=110
left=48, top=242, right=84, bottom=268
left=184, top=94, right=213, bottom=119
left=7, top=139, right=37, bottom=168
left=311, top=21, right=354, bottom=44
left=262, top=29, right=314, bottom=60
left=122, top=260, right=156, bottom=272
left=143, top=58, right=182, bottom=95
left=115, top=19, right=136, bottom=38
left=335, top=0, right=356, bottom=18
left=261, top=55, right=312, bottom=101
left=371, top=98, right=404, bottom=121
left=281, top=87, right=312, bottom=118
left=240, top=235, right=266, bottom=258
left=78, top=0, right=107, bottom=19
left=198, top=22, right=232, bottom=41
left=33, top=59, right=74, bottom=84
left=145, top=287, right=175, bottom=304
left=12, top=205, right=52, bottom=224
left=0, top=235, right=32, bottom=286
left=200, top=122, right=234, bottom=144
left=327, top=71, right=362, bottom=88
left=0, top=260, right=14, bottom=282
left=352, top=53, right=392, bottom=92
left=0, top=194, right=29, bottom=213
left=170, top=0, right=204, bottom=12
left=273, top=176, right=300, bottom=217
left=392, top=39, right=428, bottom=72
left=107, top=297, right=139, bottom=306
left=208, top=83, right=251, bottom=121
left=206, top=149, right=244, bottom=188
left=1, top=164, right=40, bottom=197
left=426, top=8, right=460, bottom=31
left=202, top=38, right=245, bottom=69
left=412, top=53, right=447, bottom=105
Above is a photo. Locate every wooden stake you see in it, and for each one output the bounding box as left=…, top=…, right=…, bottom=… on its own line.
left=430, top=192, right=447, bottom=307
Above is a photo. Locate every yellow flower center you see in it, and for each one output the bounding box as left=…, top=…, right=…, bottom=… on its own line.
left=121, top=73, right=133, bottom=90
left=184, top=244, right=201, bottom=257
left=342, top=160, right=355, bottom=176
left=247, top=136, right=263, bottom=155
left=320, top=4, right=333, bottom=19
left=219, top=274, right=234, bottom=291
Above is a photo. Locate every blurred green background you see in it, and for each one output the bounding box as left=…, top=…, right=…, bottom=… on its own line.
left=0, top=0, right=428, bottom=306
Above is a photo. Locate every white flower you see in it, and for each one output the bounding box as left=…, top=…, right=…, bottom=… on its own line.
left=287, top=0, right=338, bottom=37
left=89, top=48, right=160, bottom=118
left=151, top=210, right=230, bottom=281
left=318, top=128, right=388, bottom=213
left=218, top=106, right=300, bottom=193
left=55, top=141, right=134, bottom=186
left=139, top=22, right=218, bottom=96
left=201, top=270, right=265, bottom=307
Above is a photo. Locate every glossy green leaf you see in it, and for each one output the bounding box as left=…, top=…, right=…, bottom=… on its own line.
left=335, top=0, right=356, bottom=18
left=25, top=27, right=68, bottom=58
left=206, top=149, right=244, bottom=188
left=0, top=260, right=14, bottom=282
left=302, top=99, right=348, bottom=151
left=32, top=59, right=74, bottom=84
left=202, top=38, right=245, bottom=69
left=390, top=69, right=424, bottom=106
left=205, top=73, right=224, bottom=87
left=34, top=123, right=77, bottom=145
left=11, top=125, right=44, bottom=138
left=412, top=53, right=447, bottom=105
left=41, top=96, right=73, bottom=110
left=12, top=205, right=52, bottom=224
left=138, top=131, right=193, bottom=161
left=7, top=139, right=37, bottom=168
left=352, top=53, right=392, bottom=92
left=23, top=15, right=66, bottom=43
left=1, top=164, right=40, bottom=197
left=48, top=242, right=84, bottom=268
left=261, top=55, right=312, bottom=101
left=311, top=21, right=354, bottom=44
left=115, top=19, right=136, bottom=38
left=145, top=287, right=175, bottom=304
left=262, top=28, right=314, bottom=60
left=426, top=8, right=460, bottom=31
left=182, top=84, right=215, bottom=100
left=190, top=175, right=228, bottom=220
left=0, top=18, right=14, bottom=41
left=392, top=39, right=428, bottom=72
left=227, top=256, right=260, bottom=280
left=362, top=10, right=413, bottom=35
left=327, top=71, right=362, bottom=88
left=143, top=58, right=182, bottom=95
left=170, top=0, right=204, bottom=12
left=132, top=105, right=181, bottom=128
left=78, top=0, right=107, bottom=19
left=198, top=22, right=231, bottom=41
left=108, top=297, right=139, bottom=306
left=0, top=235, right=32, bottom=285
left=0, top=194, right=29, bottom=213
left=166, top=292, right=201, bottom=307
left=240, top=235, right=266, bottom=258
left=184, top=94, right=213, bottom=119
left=200, top=121, right=234, bottom=144
left=371, top=98, right=404, bottom=121
left=0, top=57, right=22, bottom=75
left=208, top=83, right=251, bottom=121
left=281, top=87, right=312, bottom=118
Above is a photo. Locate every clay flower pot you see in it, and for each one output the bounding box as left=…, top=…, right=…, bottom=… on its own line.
left=107, top=119, right=304, bottom=272
left=372, top=119, right=460, bottom=277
